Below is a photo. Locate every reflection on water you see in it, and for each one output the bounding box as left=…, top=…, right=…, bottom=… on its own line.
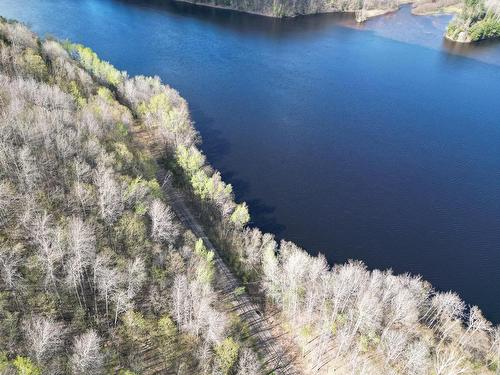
left=442, top=37, right=500, bottom=64
left=359, top=5, right=500, bottom=65
left=116, top=0, right=357, bottom=37
left=124, top=0, right=500, bottom=64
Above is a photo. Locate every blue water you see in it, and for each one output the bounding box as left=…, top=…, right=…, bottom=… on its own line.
left=2, top=0, right=500, bottom=322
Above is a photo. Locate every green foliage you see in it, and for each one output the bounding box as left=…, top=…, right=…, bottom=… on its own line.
left=26, top=291, right=57, bottom=316
left=21, top=48, right=48, bottom=80
left=190, top=170, right=210, bottom=200
left=359, top=332, right=380, bottom=352
left=214, top=337, right=240, bottom=375
left=191, top=170, right=233, bottom=204
left=0, top=19, right=252, bottom=375
left=124, top=176, right=163, bottom=208
left=446, top=0, right=500, bottom=41
left=114, top=122, right=129, bottom=140
left=0, top=352, right=9, bottom=372
left=446, top=21, right=461, bottom=39
left=117, top=370, right=138, bottom=375
left=147, top=179, right=163, bottom=199
left=230, top=203, right=250, bottom=228
left=155, top=315, right=182, bottom=369
left=148, top=92, right=171, bottom=114
left=195, top=238, right=207, bottom=255
left=233, top=286, right=245, bottom=296
left=113, top=142, right=134, bottom=170
left=66, top=43, right=124, bottom=86
left=330, top=313, right=347, bottom=335
left=97, top=86, right=115, bottom=101
left=465, top=0, right=481, bottom=7
left=469, top=14, right=500, bottom=40
left=229, top=313, right=250, bottom=340
left=299, top=324, right=313, bottom=340
left=115, top=211, right=148, bottom=255
left=176, top=145, right=205, bottom=178
left=272, top=3, right=285, bottom=16
left=122, top=310, right=149, bottom=341
left=0, top=295, right=20, bottom=351
left=135, top=152, right=158, bottom=180
left=12, top=356, right=41, bottom=375
left=137, top=92, right=171, bottom=117
left=71, top=305, right=88, bottom=332
left=195, top=239, right=215, bottom=285
left=68, top=80, right=86, bottom=107
left=489, top=360, right=499, bottom=371
left=158, top=315, right=177, bottom=337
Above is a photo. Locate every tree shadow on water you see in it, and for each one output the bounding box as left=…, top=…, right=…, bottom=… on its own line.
left=198, top=125, right=231, bottom=164
left=112, top=0, right=356, bottom=39
left=217, top=169, right=286, bottom=236
left=190, top=109, right=231, bottom=163
left=247, top=198, right=286, bottom=236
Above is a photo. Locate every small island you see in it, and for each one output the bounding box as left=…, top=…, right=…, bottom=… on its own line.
left=446, top=0, right=500, bottom=42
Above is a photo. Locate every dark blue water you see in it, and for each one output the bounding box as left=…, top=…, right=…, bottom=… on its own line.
left=2, top=0, right=500, bottom=322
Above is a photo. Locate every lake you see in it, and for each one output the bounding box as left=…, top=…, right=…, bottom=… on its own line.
left=2, top=0, right=500, bottom=322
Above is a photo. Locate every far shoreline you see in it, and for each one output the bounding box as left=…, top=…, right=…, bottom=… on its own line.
left=174, top=0, right=460, bottom=22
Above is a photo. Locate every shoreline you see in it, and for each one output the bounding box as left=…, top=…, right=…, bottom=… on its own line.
left=174, top=0, right=460, bottom=21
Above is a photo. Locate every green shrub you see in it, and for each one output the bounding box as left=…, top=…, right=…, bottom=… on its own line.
left=12, top=356, right=41, bottom=375
left=0, top=352, right=9, bottom=372
left=214, top=337, right=240, bottom=375
left=469, top=15, right=500, bottom=40
left=115, top=211, right=148, bottom=255
left=195, top=239, right=215, bottom=285
left=66, top=43, right=124, bottom=86
left=230, top=203, right=250, bottom=227
left=22, top=48, right=48, bottom=80
left=68, top=80, right=86, bottom=107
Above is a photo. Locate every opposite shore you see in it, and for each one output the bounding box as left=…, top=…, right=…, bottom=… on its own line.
left=174, top=0, right=500, bottom=42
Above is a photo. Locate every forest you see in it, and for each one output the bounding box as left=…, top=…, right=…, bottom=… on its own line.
left=178, top=0, right=500, bottom=40
left=446, top=0, right=500, bottom=41
left=177, top=0, right=462, bottom=18
left=0, top=16, right=500, bottom=375
left=177, top=0, right=462, bottom=20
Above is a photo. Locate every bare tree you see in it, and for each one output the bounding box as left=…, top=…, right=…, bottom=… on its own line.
left=126, top=257, right=146, bottom=299
left=112, top=288, right=132, bottom=326
left=94, top=164, right=123, bottom=225
left=24, top=316, right=65, bottom=365
left=489, top=326, right=500, bottom=372
left=172, top=274, right=190, bottom=329
left=433, top=344, right=469, bottom=375
left=0, top=245, right=23, bottom=291
left=70, top=330, right=104, bottom=374
left=379, top=329, right=409, bottom=367
left=205, top=308, right=227, bottom=344
left=404, top=340, right=430, bottom=375
left=236, top=348, right=260, bottom=375
left=31, top=213, right=64, bottom=290
left=459, top=306, right=492, bottom=359
left=94, top=253, right=120, bottom=317
left=18, top=145, right=40, bottom=191
left=149, top=199, right=179, bottom=244
left=65, top=217, right=96, bottom=306
left=0, top=181, right=15, bottom=228
left=0, top=22, right=38, bottom=49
